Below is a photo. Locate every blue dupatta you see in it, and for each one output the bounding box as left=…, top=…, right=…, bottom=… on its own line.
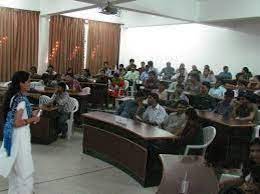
left=3, top=93, right=32, bottom=156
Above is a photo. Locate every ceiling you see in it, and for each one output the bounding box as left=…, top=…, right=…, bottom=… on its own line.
left=44, top=0, right=260, bottom=28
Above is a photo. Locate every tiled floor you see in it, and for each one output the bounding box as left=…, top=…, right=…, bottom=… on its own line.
left=0, top=133, right=157, bottom=194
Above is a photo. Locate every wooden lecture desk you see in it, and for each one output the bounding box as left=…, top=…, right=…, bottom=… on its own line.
left=81, top=111, right=174, bottom=187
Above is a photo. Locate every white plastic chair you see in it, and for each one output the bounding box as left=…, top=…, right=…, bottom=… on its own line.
left=39, top=95, right=52, bottom=105
left=66, top=97, right=79, bottom=140
left=253, top=125, right=260, bottom=138
left=184, top=126, right=216, bottom=156
left=82, top=87, right=91, bottom=94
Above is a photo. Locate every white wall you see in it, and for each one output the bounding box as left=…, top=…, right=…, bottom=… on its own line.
left=119, top=23, right=260, bottom=76
left=0, top=0, right=40, bottom=10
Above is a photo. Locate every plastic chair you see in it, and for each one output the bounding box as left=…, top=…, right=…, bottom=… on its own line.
left=66, top=97, right=79, bottom=140
left=184, top=126, right=216, bottom=156
left=253, top=125, right=260, bottom=138
left=82, top=87, right=91, bottom=94
left=39, top=95, right=52, bottom=105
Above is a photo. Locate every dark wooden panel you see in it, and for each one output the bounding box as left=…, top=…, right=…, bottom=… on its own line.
left=84, top=125, right=148, bottom=181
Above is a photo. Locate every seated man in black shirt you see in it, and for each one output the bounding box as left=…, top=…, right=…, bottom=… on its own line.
left=219, top=138, right=260, bottom=194
left=191, top=81, right=217, bottom=110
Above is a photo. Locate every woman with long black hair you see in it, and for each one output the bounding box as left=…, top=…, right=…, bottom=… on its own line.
left=0, top=71, right=40, bottom=194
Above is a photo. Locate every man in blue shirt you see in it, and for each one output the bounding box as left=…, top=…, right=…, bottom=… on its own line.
left=116, top=92, right=145, bottom=119
left=218, top=66, right=232, bottom=80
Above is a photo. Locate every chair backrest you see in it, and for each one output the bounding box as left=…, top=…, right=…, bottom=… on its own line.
left=253, top=125, right=260, bottom=138
left=203, top=126, right=217, bottom=146
left=39, top=95, right=51, bottom=105
left=68, top=97, right=79, bottom=114
left=184, top=126, right=216, bottom=156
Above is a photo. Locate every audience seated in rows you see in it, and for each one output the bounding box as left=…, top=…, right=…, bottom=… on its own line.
left=155, top=81, right=168, bottom=101
left=117, top=64, right=127, bottom=77
left=233, top=91, right=257, bottom=122
left=29, top=66, right=41, bottom=79
left=218, top=66, right=232, bottom=80
left=116, top=91, right=145, bottom=119
left=162, top=100, right=189, bottom=135
left=191, top=81, right=217, bottom=110
left=236, top=67, right=253, bottom=81
left=209, top=79, right=227, bottom=99
left=160, top=62, right=175, bottom=80
left=151, top=107, right=203, bottom=155
left=140, top=93, right=168, bottom=126
left=248, top=75, right=260, bottom=90
left=108, top=72, right=125, bottom=97
left=46, top=64, right=57, bottom=77
left=168, top=75, right=185, bottom=91
left=144, top=71, right=160, bottom=91
left=124, top=64, right=140, bottom=83
left=172, top=65, right=188, bottom=81
left=148, top=61, right=159, bottom=76
left=214, top=90, right=235, bottom=117
left=201, top=67, right=216, bottom=84
left=74, top=69, right=91, bottom=82
left=219, top=138, right=260, bottom=194
left=169, top=84, right=189, bottom=104
left=125, top=58, right=135, bottom=71
left=185, top=73, right=201, bottom=94
left=140, top=65, right=150, bottom=82
left=138, top=61, right=146, bottom=74
left=65, top=74, right=82, bottom=92
left=65, top=67, right=74, bottom=77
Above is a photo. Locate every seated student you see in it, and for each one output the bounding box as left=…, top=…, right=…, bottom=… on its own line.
left=169, top=84, right=189, bottom=104
left=162, top=100, right=189, bottom=135
left=214, top=90, right=235, bottom=116
left=144, top=71, right=160, bottom=91
left=46, top=64, right=57, bottom=77
left=138, top=61, right=146, bottom=74
left=140, top=93, right=168, bottom=126
left=218, top=66, right=232, bottom=80
left=147, top=61, right=159, bottom=76
left=171, top=66, right=188, bottom=82
left=155, top=81, right=168, bottom=101
left=140, top=65, right=150, bottom=82
left=219, top=138, right=260, bottom=194
left=185, top=73, right=201, bottom=94
left=191, top=81, right=217, bottom=110
left=248, top=75, right=260, bottom=90
left=38, top=73, right=52, bottom=87
left=74, top=69, right=91, bottom=82
left=95, top=69, right=108, bottom=84
left=189, top=65, right=201, bottom=75
left=232, top=91, right=257, bottom=122
left=124, top=64, right=140, bottom=83
left=50, top=74, right=62, bottom=87
left=175, top=63, right=188, bottom=75
left=65, top=67, right=74, bottom=77
left=209, top=79, right=227, bottom=99
left=109, top=72, right=125, bottom=97
left=168, top=75, right=185, bottom=91
left=117, top=64, right=127, bottom=77
left=160, top=62, right=175, bottom=80
left=201, top=68, right=216, bottom=84
left=48, top=82, right=71, bottom=138
left=29, top=66, right=41, bottom=79
left=102, top=61, right=112, bottom=77
left=236, top=67, right=253, bottom=81
left=151, top=107, right=203, bottom=155
left=65, top=74, right=82, bottom=92
left=116, top=91, right=145, bottom=119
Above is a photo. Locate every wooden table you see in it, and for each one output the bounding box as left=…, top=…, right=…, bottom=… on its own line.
left=0, top=105, right=59, bottom=144
left=81, top=111, right=174, bottom=187
left=197, top=110, right=255, bottom=168
left=157, top=155, right=219, bottom=194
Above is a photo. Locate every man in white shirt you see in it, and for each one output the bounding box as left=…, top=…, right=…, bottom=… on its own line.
left=142, top=93, right=168, bottom=126
left=209, top=79, right=227, bottom=99
left=124, top=65, right=140, bottom=82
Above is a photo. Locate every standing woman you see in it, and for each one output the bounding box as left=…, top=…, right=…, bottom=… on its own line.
left=0, top=71, right=40, bottom=194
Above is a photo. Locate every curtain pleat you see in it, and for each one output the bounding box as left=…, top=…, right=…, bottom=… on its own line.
left=0, top=7, right=39, bottom=81
left=48, top=15, right=85, bottom=74
left=87, top=20, right=121, bottom=75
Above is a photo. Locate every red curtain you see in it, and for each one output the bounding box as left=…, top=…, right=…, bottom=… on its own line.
left=49, top=15, right=85, bottom=74
left=87, top=20, right=121, bottom=75
left=0, top=7, right=39, bottom=81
